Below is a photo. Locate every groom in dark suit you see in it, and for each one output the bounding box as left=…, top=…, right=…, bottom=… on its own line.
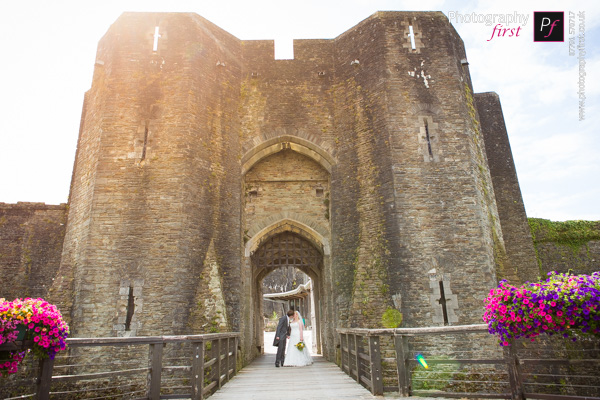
left=273, top=309, right=295, bottom=367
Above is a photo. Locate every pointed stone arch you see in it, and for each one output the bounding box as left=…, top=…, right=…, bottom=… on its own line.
left=241, top=135, right=336, bottom=175
left=245, top=215, right=330, bottom=257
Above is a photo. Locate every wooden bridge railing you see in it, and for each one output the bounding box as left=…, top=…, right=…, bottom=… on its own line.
left=1, top=332, right=240, bottom=400
left=338, top=324, right=600, bottom=400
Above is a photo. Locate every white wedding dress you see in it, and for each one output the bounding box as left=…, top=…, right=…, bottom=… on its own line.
left=285, top=321, right=313, bottom=367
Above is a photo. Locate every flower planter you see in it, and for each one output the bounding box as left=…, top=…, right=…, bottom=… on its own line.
left=1, top=297, right=70, bottom=376
left=483, top=271, right=600, bottom=345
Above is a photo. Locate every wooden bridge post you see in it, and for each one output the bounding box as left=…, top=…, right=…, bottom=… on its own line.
left=353, top=334, right=361, bottom=383
left=226, top=337, right=232, bottom=382
left=393, top=333, right=410, bottom=396
left=340, top=333, right=348, bottom=373
left=148, top=342, right=164, bottom=400
left=36, top=356, right=55, bottom=400
left=368, top=335, right=384, bottom=395
left=506, top=340, right=525, bottom=400
left=225, top=338, right=235, bottom=382
left=191, top=340, right=205, bottom=400
left=233, top=336, right=239, bottom=375
left=216, top=338, right=222, bottom=389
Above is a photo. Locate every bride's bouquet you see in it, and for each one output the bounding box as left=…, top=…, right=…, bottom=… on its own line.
left=295, top=341, right=305, bottom=351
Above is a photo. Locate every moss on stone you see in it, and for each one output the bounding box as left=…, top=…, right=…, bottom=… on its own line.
left=381, top=308, right=403, bottom=328
left=529, top=218, right=600, bottom=252
left=490, top=223, right=509, bottom=281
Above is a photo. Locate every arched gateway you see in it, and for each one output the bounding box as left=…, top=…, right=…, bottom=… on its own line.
left=241, top=137, right=333, bottom=359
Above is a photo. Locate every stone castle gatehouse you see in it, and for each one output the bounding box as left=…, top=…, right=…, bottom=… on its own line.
left=0, top=11, right=538, bottom=362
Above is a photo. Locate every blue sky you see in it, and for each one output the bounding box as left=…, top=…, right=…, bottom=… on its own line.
left=0, top=0, right=598, bottom=221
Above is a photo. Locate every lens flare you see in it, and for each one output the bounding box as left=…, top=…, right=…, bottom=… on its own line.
left=416, top=354, right=428, bottom=369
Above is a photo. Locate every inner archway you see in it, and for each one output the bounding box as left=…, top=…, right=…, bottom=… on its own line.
left=251, top=231, right=324, bottom=356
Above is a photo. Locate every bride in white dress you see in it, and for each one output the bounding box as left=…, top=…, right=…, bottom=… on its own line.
left=285, top=311, right=313, bottom=367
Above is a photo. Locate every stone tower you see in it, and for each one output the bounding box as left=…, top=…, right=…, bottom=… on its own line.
left=47, top=11, right=537, bottom=362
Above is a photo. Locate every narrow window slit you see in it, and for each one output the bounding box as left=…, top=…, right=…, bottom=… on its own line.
left=424, top=119, right=433, bottom=158
left=125, top=286, right=135, bottom=331
left=141, top=121, right=149, bottom=161
left=438, top=281, right=449, bottom=326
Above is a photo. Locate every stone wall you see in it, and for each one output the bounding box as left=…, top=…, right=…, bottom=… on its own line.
left=244, top=151, right=329, bottom=237
left=0, top=202, right=67, bottom=300
left=529, top=218, right=600, bottom=277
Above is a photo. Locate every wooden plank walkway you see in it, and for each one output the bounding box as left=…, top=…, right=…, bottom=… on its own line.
left=208, top=332, right=447, bottom=400
left=208, top=353, right=376, bottom=399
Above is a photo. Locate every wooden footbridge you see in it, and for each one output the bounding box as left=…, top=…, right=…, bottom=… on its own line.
left=2, top=325, right=598, bottom=400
